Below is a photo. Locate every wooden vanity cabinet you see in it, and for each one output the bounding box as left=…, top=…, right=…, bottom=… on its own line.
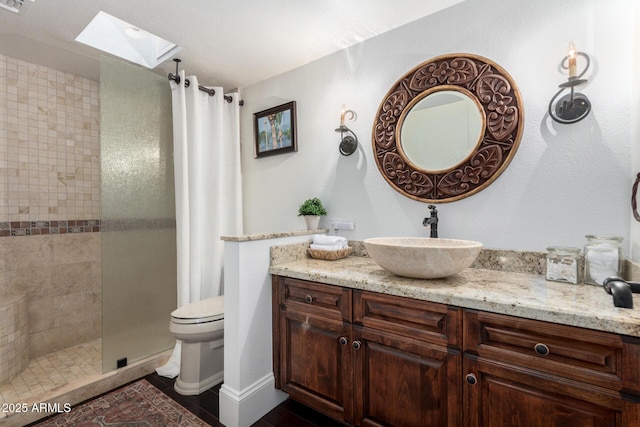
left=352, top=290, right=462, bottom=427
left=463, top=309, right=640, bottom=427
left=273, top=276, right=640, bottom=426
left=273, top=276, right=461, bottom=427
left=273, top=276, right=353, bottom=421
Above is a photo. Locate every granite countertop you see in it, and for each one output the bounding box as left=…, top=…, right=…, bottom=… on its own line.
left=270, top=254, right=640, bottom=338
left=221, top=229, right=327, bottom=242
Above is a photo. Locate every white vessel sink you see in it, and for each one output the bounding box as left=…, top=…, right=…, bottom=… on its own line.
left=363, top=237, right=483, bottom=279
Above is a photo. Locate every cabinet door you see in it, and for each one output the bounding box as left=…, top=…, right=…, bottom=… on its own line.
left=464, top=357, right=624, bottom=427
left=353, top=325, right=461, bottom=427
left=279, top=306, right=353, bottom=422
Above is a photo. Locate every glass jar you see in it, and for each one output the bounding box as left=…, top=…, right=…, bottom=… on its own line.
left=583, top=235, right=623, bottom=285
left=546, top=246, right=581, bottom=284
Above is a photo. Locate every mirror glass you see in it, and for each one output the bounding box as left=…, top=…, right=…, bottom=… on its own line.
left=399, top=90, right=483, bottom=171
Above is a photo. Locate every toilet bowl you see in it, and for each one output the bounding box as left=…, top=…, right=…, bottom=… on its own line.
left=170, top=295, right=224, bottom=395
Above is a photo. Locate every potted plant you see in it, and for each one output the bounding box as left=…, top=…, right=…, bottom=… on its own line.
left=298, top=197, right=327, bottom=230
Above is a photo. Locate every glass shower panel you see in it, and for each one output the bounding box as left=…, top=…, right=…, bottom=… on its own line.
left=0, top=55, right=6, bottom=223
left=100, top=55, right=176, bottom=372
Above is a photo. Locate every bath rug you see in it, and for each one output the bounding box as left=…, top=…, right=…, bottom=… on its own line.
left=33, top=379, right=208, bottom=426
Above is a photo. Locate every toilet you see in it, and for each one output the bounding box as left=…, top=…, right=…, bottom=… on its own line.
left=169, top=295, right=224, bottom=395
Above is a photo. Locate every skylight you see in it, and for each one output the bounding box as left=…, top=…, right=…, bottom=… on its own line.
left=75, top=11, right=181, bottom=69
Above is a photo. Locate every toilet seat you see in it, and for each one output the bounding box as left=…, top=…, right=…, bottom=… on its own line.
left=171, top=296, right=224, bottom=325
left=171, top=315, right=222, bottom=325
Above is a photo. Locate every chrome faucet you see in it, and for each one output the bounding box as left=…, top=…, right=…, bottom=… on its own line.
left=422, top=205, right=438, bottom=238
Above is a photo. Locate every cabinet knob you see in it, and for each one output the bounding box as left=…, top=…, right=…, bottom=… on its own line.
left=534, top=343, right=550, bottom=356
left=305, top=295, right=313, bottom=303
left=352, top=340, right=362, bottom=350
left=465, top=373, right=477, bottom=385
left=339, top=337, right=348, bottom=345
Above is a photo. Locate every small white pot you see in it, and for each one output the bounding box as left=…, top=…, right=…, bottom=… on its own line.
left=303, top=215, right=320, bottom=230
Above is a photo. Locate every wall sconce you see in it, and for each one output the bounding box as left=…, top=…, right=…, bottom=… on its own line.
left=549, top=42, right=591, bottom=124
left=335, top=104, right=358, bottom=156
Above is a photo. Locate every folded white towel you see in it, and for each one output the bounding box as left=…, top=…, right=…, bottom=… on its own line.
left=310, top=243, right=347, bottom=251
left=313, top=234, right=348, bottom=246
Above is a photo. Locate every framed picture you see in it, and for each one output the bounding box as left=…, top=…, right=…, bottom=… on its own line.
left=254, top=101, right=297, bottom=158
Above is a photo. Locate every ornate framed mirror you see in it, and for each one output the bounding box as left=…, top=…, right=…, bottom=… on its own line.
left=372, top=53, right=524, bottom=203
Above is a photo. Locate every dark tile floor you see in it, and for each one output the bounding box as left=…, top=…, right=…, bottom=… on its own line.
left=144, top=373, right=347, bottom=427
left=144, top=373, right=223, bottom=426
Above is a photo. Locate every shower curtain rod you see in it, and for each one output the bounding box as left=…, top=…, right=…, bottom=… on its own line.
left=167, top=59, right=244, bottom=106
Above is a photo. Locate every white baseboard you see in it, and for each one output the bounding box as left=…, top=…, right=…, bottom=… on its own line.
left=219, top=374, right=287, bottom=427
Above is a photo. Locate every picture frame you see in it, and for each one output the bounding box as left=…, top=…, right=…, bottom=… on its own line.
left=254, top=101, right=297, bottom=158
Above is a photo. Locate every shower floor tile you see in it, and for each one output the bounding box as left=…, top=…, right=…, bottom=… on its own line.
left=0, top=339, right=101, bottom=416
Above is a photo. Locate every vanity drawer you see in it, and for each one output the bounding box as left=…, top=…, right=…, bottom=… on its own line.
left=464, top=309, right=640, bottom=393
left=277, top=277, right=351, bottom=321
left=353, top=290, right=461, bottom=347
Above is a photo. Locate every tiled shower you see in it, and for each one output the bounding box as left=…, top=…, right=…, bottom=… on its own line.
left=0, top=53, right=175, bottom=423
left=0, top=52, right=102, bottom=357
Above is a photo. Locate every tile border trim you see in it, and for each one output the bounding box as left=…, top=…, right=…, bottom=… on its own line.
left=0, top=220, right=101, bottom=237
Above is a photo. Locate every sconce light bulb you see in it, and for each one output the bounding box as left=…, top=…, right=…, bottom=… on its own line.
left=567, top=41, right=577, bottom=78
left=340, top=103, right=346, bottom=127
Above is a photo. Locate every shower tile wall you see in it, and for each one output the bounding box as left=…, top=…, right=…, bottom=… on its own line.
left=0, top=54, right=100, bottom=221
left=0, top=54, right=102, bottom=358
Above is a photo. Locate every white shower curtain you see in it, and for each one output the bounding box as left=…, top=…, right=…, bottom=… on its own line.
left=157, top=70, right=243, bottom=378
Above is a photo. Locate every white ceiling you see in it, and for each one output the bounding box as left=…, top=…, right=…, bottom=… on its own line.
left=0, top=0, right=463, bottom=89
